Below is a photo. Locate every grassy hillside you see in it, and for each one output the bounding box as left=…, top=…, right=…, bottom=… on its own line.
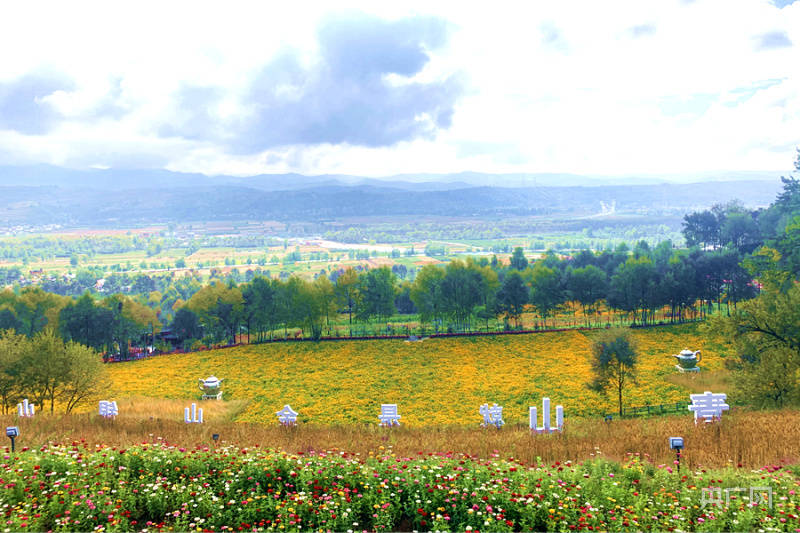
left=106, top=324, right=727, bottom=425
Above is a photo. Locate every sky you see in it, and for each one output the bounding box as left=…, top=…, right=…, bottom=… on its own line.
left=0, top=0, right=798, bottom=179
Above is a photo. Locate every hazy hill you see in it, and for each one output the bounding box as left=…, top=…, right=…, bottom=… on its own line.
left=0, top=165, right=786, bottom=191
left=0, top=166, right=785, bottom=228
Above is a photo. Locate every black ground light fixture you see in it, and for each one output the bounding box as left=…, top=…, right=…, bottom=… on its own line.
left=6, top=426, right=19, bottom=452
left=670, top=437, right=684, bottom=473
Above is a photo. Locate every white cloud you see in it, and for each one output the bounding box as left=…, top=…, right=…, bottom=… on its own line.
left=0, top=0, right=798, bottom=177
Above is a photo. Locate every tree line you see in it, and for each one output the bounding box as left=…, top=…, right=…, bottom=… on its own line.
left=0, top=287, right=160, bottom=358
left=0, top=232, right=284, bottom=262
left=163, top=239, right=762, bottom=346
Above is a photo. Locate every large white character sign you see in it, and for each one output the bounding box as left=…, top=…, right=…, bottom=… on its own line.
left=184, top=403, right=204, bottom=424
left=480, top=403, right=504, bottom=428
left=529, top=397, right=563, bottom=433
left=99, top=400, right=119, bottom=419
left=17, top=399, right=35, bottom=418
left=276, top=405, right=298, bottom=426
left=378, top=404, right=401, bottom=426
left=688, top=391, right=729, bottom=423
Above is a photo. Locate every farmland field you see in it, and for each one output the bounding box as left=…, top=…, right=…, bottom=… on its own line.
left=105, top=324, right=725, bottom=426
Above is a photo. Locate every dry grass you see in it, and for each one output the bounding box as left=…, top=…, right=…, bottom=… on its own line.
left=111, top=397, right=249, bottom=421
left=4, top=407, right=798, bottom=469
left=664, top=370, right=733, bottom=394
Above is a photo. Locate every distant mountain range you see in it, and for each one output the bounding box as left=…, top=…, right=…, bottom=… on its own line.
left=0, top=165, right=787, bottom=191
left=0, top=165, right=787, bottom=228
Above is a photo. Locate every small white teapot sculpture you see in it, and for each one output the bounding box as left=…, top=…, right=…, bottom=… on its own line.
left=198, top=376, right=223, bottom=392
left=671, top=349, right=701, bottom=370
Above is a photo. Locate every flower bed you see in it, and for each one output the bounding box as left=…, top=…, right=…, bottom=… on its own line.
left=1, top=443, right=797, bottom=531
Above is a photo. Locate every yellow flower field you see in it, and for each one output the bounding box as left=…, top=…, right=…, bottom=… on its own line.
left=106, top=324, right=726, bottom=426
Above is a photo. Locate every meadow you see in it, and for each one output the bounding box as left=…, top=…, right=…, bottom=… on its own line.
left=102, top=324, right=725, bottom=426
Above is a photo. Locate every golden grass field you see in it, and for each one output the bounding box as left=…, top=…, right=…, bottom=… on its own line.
left=5, top=403, right=798, bottom=469
left=103, top=324, right=725, bottom=426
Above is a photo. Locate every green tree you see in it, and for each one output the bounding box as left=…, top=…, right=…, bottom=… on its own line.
left=711, top=283, right=800, bottom=407
left=587, top=328, right=639, bottom=416
left=15, top=287, right=65, bottom=337
left=186, top=282, right=244, bottom=345
left=0, top=330, right=25, bottom=413
left=439, top=260, right=485, bottom=331
left=566, top=265, right=607, bottom=325
left=171, top=307, right=202, bottom=345
left=242, top=276, right=277, bottom=342
left=357, top=267, right=397, bottom=323
left=608, top=257, right=656, bottom=325
left=334, top=268, right=361, bottom=333
left=410, top=265, right=445, bottom=331
left=0, top=307, right=22, bottom=332
left=682, top=210, right=720, bottom=249
left=394, top=281, right=417, bottom=315
left=475, top=263, right=499, bottom=331
left=771, top=216, right=800, bottom=282
left=726, top=346, right=799, bottom=408
left=495, top=271, right=528, bottom=327
left=509, top=247, right=528, bottom=271
left=106, top=294, right=160, bottom=356
left=283, top=276, right=326, bottom=340
left=757, top=151, right=800, bottom=241
left=59, top=341, right=109, bottom=413
left=11, top=330, right=108, bottom=414
left=59, top=293, right=114, bottom=352
left=528, top=262, right=564, bottom=327
left=313, top=275, right=337, bottom=330
left=720, top=211, right=761, bottom=253
left=661, top=252, right=699, bottom=322
left=19, top=330, right=72, bottom=413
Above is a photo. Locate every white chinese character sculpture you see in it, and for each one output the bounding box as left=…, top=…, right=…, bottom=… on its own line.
left=17, top=398, right=35, bottom=418
left=688, top=391, right=729, bottom=423
left=184, top=402, right=203, bottom=423
left=529, top=397, right=563, bottom=433
left=98, top=400, right=119, bottom=419
left=276, top=405, right=298, bottom=426
left=378, top=404, right=401, bottom=426
left=198, top=376, right=223, bottom=400
left=480, top=403, right=505, bottom=428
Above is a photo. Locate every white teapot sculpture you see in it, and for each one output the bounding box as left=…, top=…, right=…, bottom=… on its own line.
left=198, top=376, right=223, bottom=399
left=671, top=349, right=701, bottom=372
